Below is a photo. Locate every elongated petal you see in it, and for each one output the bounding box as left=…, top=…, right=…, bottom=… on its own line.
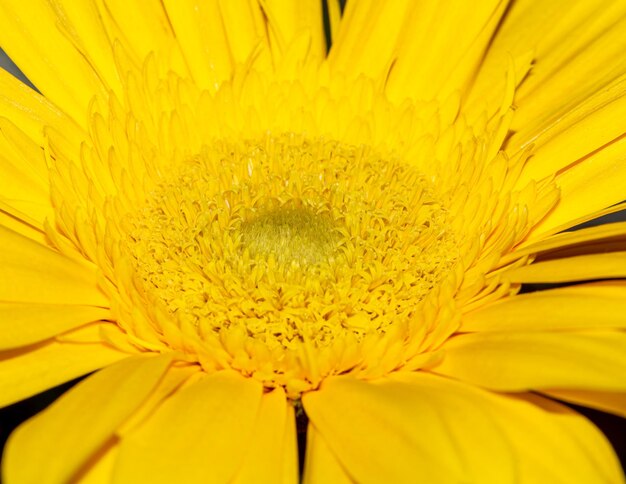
left=326, top=0, right=341, bottom=44
left=432, top=331, right=626, bottom=391
left=541, top=389, right=626, bottom=418
left=161, top=0, right=233, bottom=91
left=114, top=371, right=263, bottom=483
left=34, top=0, right=124, bottom=96
left=304, top=374, right=516, bottom=483
left=98, top=0, right=189, bottom=77
left=0, top=302, right=110, bottom=350
left=508, top=220, right=626, bottom=260
left=529, top=134, right=626, bottom=237
left=462, top=282, right=626, bottom=332
left=467, top=0, right=626, bottom=236
left=513, top=11, right=626, bottom=139
left=0, top=224, right=107, bottom=306
left=213, top=0, right=269, bottom=67
left=502, top=252, right=626, bottom=283
left=330, top=0, right=508, bottom=105
left=117, top=364, right=199, bottom=436
left=255, top=0, right=325, bottom=60
left=467, top=1, right=626, bottom=118
left=0, top=67, right=81, bottom=145
left=281, top=401, right=298, bottom=484
left=3, top=354, right=171, bottom=484
left=233, top=387, right=298, bottom=484
left=392, top=0, right=508, bottom=102
left=516, top=80, right=626, bottom=184
left=0, top=333, right=128, bottom=407
left=477, top=1, right=626, bottom=149
left=328, top=1, right=413, bottom=79
left=303, top=373, right=623, bottom=483
left=302, top=424, right=352, bottom=484
left=0, top=0, right=108, bottom=124
left=0, top=118, right=52, bottom=226
left=73, top=439, right=119, bottom=484
left=0, top=205, right=47, bottom=244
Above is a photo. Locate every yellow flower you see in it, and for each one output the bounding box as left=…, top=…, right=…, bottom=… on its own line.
left=1, top=1, right=625, bottom=482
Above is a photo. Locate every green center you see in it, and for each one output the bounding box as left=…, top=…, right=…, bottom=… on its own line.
left=239, top=207, right=339, bottom=268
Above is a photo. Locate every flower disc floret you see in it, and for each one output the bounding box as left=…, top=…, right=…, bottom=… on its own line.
left=124, top=134, right=458, bottom=389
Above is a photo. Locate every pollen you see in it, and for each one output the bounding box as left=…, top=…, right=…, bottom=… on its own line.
left=122, top=133, right=458, bottom=392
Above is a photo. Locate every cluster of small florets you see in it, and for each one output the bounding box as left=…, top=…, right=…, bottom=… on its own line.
left=128, top=134, right=458, bottom=354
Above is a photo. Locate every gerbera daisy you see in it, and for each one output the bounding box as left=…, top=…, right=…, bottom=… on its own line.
left=1, top=0, right=625, bottom=482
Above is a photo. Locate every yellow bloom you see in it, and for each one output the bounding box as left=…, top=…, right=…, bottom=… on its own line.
left=1, top=0, right=625, bottom=482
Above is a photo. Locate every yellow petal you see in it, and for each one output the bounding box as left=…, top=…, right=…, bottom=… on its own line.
left=3, top=354, right=171, bottom=484
left=512, top=33, right=626, bottom=158
left=328, top=0, right=412, bottom=80
left=0, top=199, right=49, bottom=233
left=326, top=0, right=342, bottom=46
left=215, top=0, right=269, bottom=67
left=462, top=282, right=626, bottom=331
left=502, top=252, right=626, bottom=283
left=117, top=364, right=199, bottom=436
left=472, top=0, right=626, bottom=141
left=0, top=118, right=51, bottom=222
left=0, top=205, right=47, bottom=244
left=464, top=0, right=560, bottom=116
left=533, top=237, right=626, bottom=262
left=0, top=224, right=107, bottom=306
left=98, top=0, right=189, bottom=78
left=281, top=399, right=298, bottom=484
left=302, top=423, right=353, bottom=484
left=527, top=133, right=626, bottom=237
left=385, top=0, right=508, bottom=103
left=0, top=67, right=81, bottom=145
left=161, top=0, right=232, bottom=92
left=506, top=220, right=626, bottom=261
left=541, top=389, right=626, bottom=418
left=0, top=0, right=108, bottom=124
left=73, top=438, right=119, bottom=484
left=40, top=0, right=124, bottom=96
left=303, top=372, right=623, bottom=483
left=233, top=387, right=298, bottom=484
left=0, top=333, right=128, bottom=407
left=114, top=371, right=263, bottom=483
left=303, top=374, right=516, bottom=483
left=0, top=302, right=110, bottom=350
left=433, top=331, right=626, bottom=391
left=513, top=75, right=626, bottom=181
left=0, top=116, right=51, bottom=227
left=261, top=0, right=326, bottom=60
left=530, top=201, right=626, bottom=239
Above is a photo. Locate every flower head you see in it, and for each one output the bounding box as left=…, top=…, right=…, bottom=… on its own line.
left=0, top=1, right=625, bottom=483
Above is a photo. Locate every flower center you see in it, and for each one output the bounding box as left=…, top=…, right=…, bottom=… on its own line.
left=123, top=133, right=458, bottom=390
left=240, top=206, right=340, bottom=273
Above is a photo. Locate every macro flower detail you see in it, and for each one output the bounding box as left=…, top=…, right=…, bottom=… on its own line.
left=0, top=1, right=625, bottom=483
